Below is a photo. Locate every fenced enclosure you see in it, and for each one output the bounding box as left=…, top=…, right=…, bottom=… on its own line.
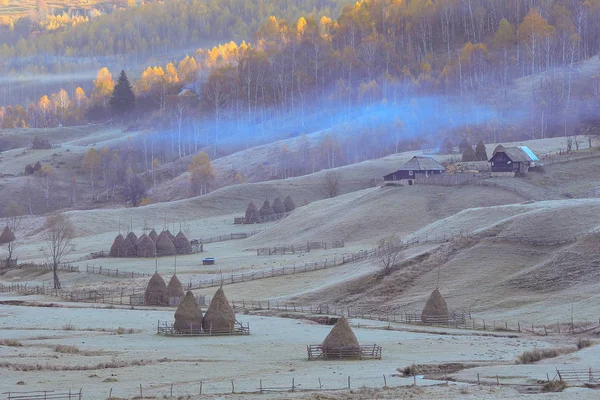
left=86, top=265, right=152, bottom=278
left=555, top=368, right=600, bottom=385
left=3, top=390, right=82, bottom=400
left=256, top=239, right=345, bottom=255
left=233, top=213, right=289, bottom=225
left=307, top=344, right=382, bottom=360
left=157, top=320, right=250, bottom=336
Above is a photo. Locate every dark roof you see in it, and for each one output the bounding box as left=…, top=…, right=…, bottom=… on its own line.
left=397, top=156, right=445, bottom=171
left=491, top=145, right=537, bottom=163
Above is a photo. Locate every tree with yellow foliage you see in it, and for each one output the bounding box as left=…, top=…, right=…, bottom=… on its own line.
left=188, top=151, right=215, bottom=196
left=82, top=147, right=101, bottom=197
left=92, top=67, right=114, bottom=107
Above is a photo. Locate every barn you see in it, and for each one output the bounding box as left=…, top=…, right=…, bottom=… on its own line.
left=489, top=145, right=539, bottom=175
left=383, top=156, right=445, bottom=185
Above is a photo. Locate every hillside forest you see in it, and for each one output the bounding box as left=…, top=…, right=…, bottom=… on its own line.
left=1, top=0, right=600, bottom=188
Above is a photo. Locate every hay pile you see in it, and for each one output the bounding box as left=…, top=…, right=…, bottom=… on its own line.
left=0, top=226, right=15, bottom=244
left=202, top=287, right=236, bottom=333
left=126, top=232, right=138, bottom=246
left=123, top=235, right=137, bottom=257
left=174, top=291, right=203, bottom=331
left=144, top=273, right=168, bottom=306
left=156, top=232, right=176, bottom=256
left=136, top=234, right=156, bottom=257
left=174, top=231, right=192, bottom=255
left=272, top=197, right=286, bottom=214
left=259, top=200, right=274, bottom=217
left=322, top=316, right=361, bottom=357
left=109, top=234, right=126, bottom=257
left=166, top=274, right=185, bottom=299
left=148, top=229, right=158, bottom=243
left=164, top=230, right=175, bottom=241
left=421, top=288, right=449, bottom=323
left=245, top=201, right=259, bottom=223
left=284, top=195, right=296, bottom=212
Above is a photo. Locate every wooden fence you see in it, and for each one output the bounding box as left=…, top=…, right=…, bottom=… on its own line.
left=307, top=344, right=382, bottom=360
left=85, top=265, right=152, bottom=279
left=11, top=262, right=79, bottom=273
left=193, top=229, right=264, bottom=244
left=3, top=390, right=81, bottom=400
left=256, top=239, right=345, bottom=255
left=157, top=320, right=250, bottom=336
left=555, top=368, right=600, bottom=385
left=234, top=213, right=290, bottom=225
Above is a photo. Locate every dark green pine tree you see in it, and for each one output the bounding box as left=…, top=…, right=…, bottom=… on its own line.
left=474, top=140, right=489, bottom=161
left=109, top=70, right=135, bottom=114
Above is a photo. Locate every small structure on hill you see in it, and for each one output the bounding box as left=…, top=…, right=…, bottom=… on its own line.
left=308, top=316, right=382, bottom=360
left=144, top=273, right=168, bottom=306
left=156, top=233, right=176, bottom=256
left=421, top=288, right=449, bottom=324
left=202, top=287, right=236, bottom=333
left=383, top=156, right=445, bottom=185
left=0, top=226, right=15, bottom=244
left=259, top=200, right=274, bottom=217
left=272, top=197, right=286, bottom=214
left=284, top=195, right=296, bottom=212
left=148, top=229, right=158, bottom=243
left=173, top=291, right=203, bottom=332
left=166, top=274, right=185, bottom=304
left=109, top=234, right=126, bottom=257
left=174, top=231, right=192, bottom=255
left=136, top=234, right=156, bottom=257
left=489, top=145, right=539, bottom=175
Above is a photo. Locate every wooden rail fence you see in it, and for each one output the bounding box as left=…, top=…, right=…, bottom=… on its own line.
left=3, top=390, right=81, bottom=400
left=307, top=344, right=382, bottom=360
left=256, top=239, right=345, bottom=255
left=86, top=265, right=152, bottom=278
left=555, top=368, right=600, bottom=385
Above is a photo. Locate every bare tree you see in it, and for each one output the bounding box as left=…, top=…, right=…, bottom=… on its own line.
left=2, top=201, right=23, bottom=266
left=42, top=213, right=74, bottom=289
left=376, top=234, right=404, bottom=276
left=322, top=170, right=342, bottom=198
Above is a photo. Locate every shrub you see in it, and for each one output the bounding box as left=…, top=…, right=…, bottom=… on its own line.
left=62, top=324, right=76, bottom=330
left=541, top=380, right=567, bottom=392
left=0, top=339, right=22, bottom=347
left=516, top=348, right=572, bottom=364
left=55, top=345, right=79, bottom=354
left=577, top=338, right=593, bottom=350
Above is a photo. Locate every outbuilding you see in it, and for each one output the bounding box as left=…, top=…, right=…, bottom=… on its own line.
left=489, top=145, right=539, bottom=175
left=383, top=156, right=445, bottom=185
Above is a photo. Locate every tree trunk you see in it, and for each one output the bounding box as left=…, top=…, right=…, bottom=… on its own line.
left=53, top=267, right=61, bottom=289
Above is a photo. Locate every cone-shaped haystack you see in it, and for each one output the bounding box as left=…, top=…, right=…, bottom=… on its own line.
left=0, top=226, right=15, bottom=244
left=421, top=288, right=449, bottom=323
left=123, top=235, right=136, bottom=257
left=202, top=287, right=236, bottom=333
left=109, top=234, right=126, bottom=257
left=272, top=197, right=286, bottom=214
left=156, top=234, right=176, bottom=256
left=259, top=200, right=274, bottom=217
left=174, top=291, right=203, bottom=331
left=166, top=274, right=185, bottom=299
left=126, top=232, right=138, bottom=246
left=148, top=229, right=158, bottom=243
left=322, top=316, right=361, bottom=357
left=136, top=234, right=156, bottom=257
left=144, top=273, right=168, bottom=305
left=245, top=201, right=259, bottom=224
left=174, top=231, right=192, bottom=255
left=284, top=195, right=296, bottom=212
left=165, top=230, right=175, bottom=241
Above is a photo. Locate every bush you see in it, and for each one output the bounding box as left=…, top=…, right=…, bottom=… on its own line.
left=516, top=348, right=571, bottom=364
left=55, top=345, right=79, bottom=353
left=541, top=380, right=567, bottom=392
left=62, top=324, right=76, bottom=330
left=577, top=338, right=593, bottom=350
left=0, top=339, right=22, bottom=347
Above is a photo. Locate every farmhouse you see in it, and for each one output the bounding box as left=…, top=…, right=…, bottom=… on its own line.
left=489, top=145, right=539, bottom=175
left=383, top=156, right=445, bottom=184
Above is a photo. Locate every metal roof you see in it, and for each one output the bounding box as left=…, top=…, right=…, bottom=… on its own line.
left=519, top=146, right=539, bottom=161
left=397, top=156, right=445, bottom=171
left=491, top=145, right=537, bottom=163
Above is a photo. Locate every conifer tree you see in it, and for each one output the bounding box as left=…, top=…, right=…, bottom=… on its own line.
left=462, top=145, right=475, bottom=162
left=109, top=70, right=135, bottom=114
left=474, top=141, right=488, bottom=161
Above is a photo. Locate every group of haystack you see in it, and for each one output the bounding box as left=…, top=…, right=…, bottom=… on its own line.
left=245, top=195, right=295, bottom=223
left=110, top=229, right=192, bottom=258
left=146, top=272, right=237, bottom=333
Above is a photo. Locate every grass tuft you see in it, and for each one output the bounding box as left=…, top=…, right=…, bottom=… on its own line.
left=577, top=338, right=593, bottom=350
left=541, top=380, right=568, bottom=392
left=54, top=345, right=79, bottom=354
left=516, top=347, right=573, bottom=364
left=0, top=339, right=22, bottom=347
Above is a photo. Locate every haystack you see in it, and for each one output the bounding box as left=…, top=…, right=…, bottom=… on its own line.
left=0, top=226, right=15, bottom=244
left=202, top=287, right=236, bottom=333
left=259, top=200, right=274, bottom=217
left=144, top=273, right=168, bottom=306
left=245, top=201, right=259, bottom=223
left=165, top=230, right=175, bottom=241
left=123, top=235, right=136, bottom=257
left=421, top=288, right=449, bottom=323
left=272, top=197, right=286, bottom=214
left=126, top=232, right=138, bottom=247
left=109, top=234, right=127, bottom=257
left=174, top=291, right=203, bottom=331
left=156, top=234, right=176, bottom=256
left=321, top=316, right=361, bottom=357
left=174, top=231, right=192, bottom=255
left=166, top=274, right=185, bottom=299
left=136, top=234, right=156, bottom=257
left=148, top=229, right=158, bottom=242
left=284, top=195, right=296, bottom=212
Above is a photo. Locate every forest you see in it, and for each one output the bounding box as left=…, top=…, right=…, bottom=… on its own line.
left=2, top=0, right=600, bottom=184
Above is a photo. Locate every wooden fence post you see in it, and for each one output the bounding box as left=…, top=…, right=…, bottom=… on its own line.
left=347, top=376, right=350, bottom=389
